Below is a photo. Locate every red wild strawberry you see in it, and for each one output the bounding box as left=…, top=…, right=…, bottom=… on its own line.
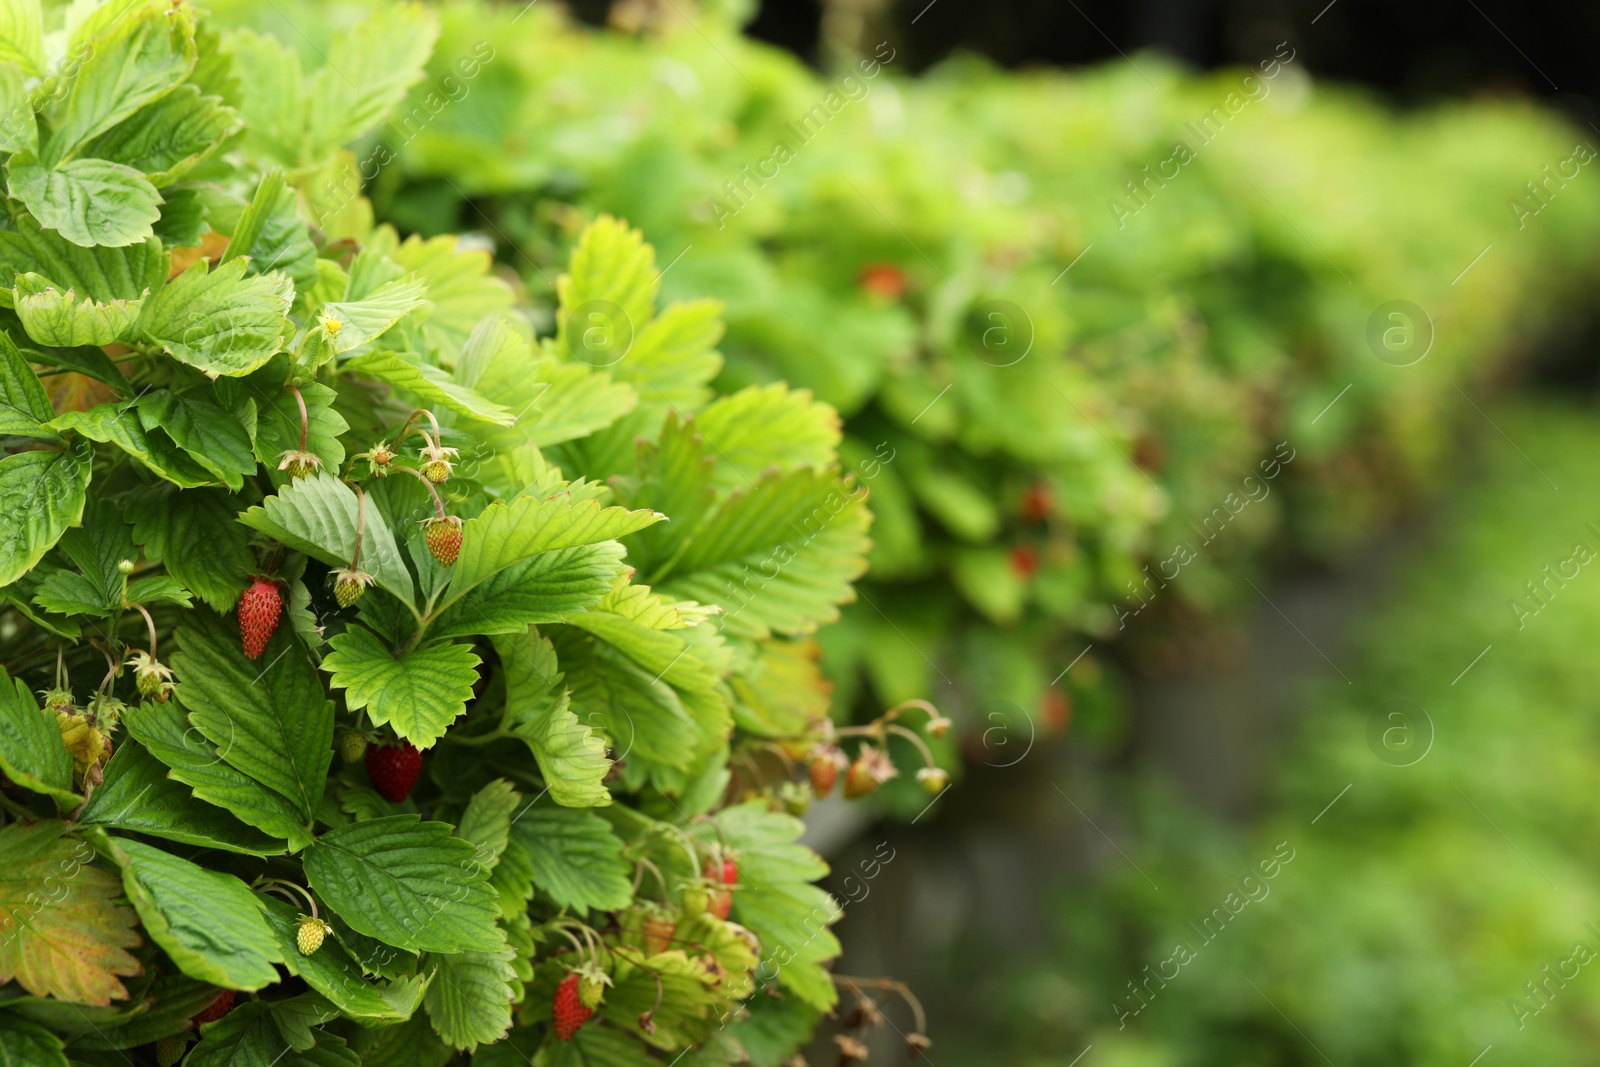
left=1009, top=545, right=1038, bottom=580
left=423, top=516, right=463, bottom=566
left=553, top=973, right=593, bottom=1040
left=192, top=988, right=235, bottom=1025
left=1041, top=687, right=1072, bottom=734
left=858, top=262, right=908, bottom=300
left=365, top=741, right=422, bottom=802
left=1019, top=481, right=1052, bottom=521
left=238, top=578, right=283, bottom=660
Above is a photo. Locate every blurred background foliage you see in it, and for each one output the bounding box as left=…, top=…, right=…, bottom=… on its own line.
left=209, top=0, right=1600, bottom=1060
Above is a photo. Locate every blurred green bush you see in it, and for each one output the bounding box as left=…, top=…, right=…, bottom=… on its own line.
left=968, top=401, right=1600, bottom=1065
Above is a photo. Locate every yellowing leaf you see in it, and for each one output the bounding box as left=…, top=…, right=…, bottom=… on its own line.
left=0, top=821, right=142, bottom=1006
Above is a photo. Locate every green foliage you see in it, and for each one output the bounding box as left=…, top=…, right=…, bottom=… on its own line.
left=0, top=6, right=867, bottom=1064
left=347, top=0, right=1600, bottom=815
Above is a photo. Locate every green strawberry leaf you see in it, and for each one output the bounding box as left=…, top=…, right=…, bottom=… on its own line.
left=7, top=153, right=164, bottom=249
left=693, top=802, right=841, bottom=1012
left=13, top=272, right=142, bottom=346
left=657, top=468, right=871, bottom=640
left=0, top=325, right=55, bottom=438
left=0, top=1013, right=68, bottom=1067
left=136, top=388, right=256, bottom=489
left=0, top=438, right=91, bottom=586
left=446, top=495, right=662, bottom=601
left=87, top=83, right=241, bottom=187
left=342, top=350, right=514, bottom=426
left=456, top=778, right=520, bottom=867
left=49, top=403, right=215, bottom=487
left=321, top=625, right=479, bottom=749
left=391, top=232, right=513, bottom=360
left=422, top=943, right=517, bottom=1052
left=97, top=834, right=282, bottom=991
left=492, top=628, right=612, bottom=808
left=509, top=804, right=632, bottom=915
left=0, top=821, right=141, bottom=1006
left=122, top=699, right=312, bottom=850
left=170, top=610, right=334, bottom=827
left=306, top=274, right=426, bottom=357
left=76, top=739, right=285, bottom=856
left=43, top=0, right=196, bottom=163
left=301, top=816, right=502, bottom=954
left=126, top=484, right=253, bottom=612
left=139, top=257, right=293, bottom=377
left=67, top=972, right=223, bottom=1049
left=257, top=897, right=429, bottom=1024
left=0, top=667, right=74, bottom=801
left=528, top=1023, right=658, bottom=1066
left=186, top=1000, right=357, bottom=1067
left=0, top=0, right=44, bottom=77
left=305, top=5, right=437, bottom=160
left=238, top=471, right=414, bottom=606
left=556, top=215, right=658, bottom=363
left=0, top=217, right=165, bottom=301
left=428, top=542, right=626, bottom=641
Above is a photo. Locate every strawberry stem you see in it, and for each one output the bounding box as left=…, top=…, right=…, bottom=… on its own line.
left=288, top=384, right=309, bottom=454
left=128, top=602, right=159, bottom=661
left=395, top=465, right=448, bottom=518
left=883, top=723, right=938, bottom=770
left=350, top=483, right=367, bottom=570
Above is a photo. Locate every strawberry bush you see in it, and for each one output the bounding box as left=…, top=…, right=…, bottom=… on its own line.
left=0, top=4, right=919, bottom=1064
left=297, top=0, right=1600, bottom=802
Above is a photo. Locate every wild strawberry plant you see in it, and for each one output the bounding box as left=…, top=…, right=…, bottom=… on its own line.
left=0, top=5, right=933, bottom=1064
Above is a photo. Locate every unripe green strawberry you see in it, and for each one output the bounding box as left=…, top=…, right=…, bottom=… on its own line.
left=39, top=687, right=74, bottom=717
left=419, top=443, right=458, bottom=484
left=127, top=650, right=174, bottom=703
left=276, top=449, right=322, bottom=479
left=296, top=915, right=332, bottom=956
left=681, top=883, right=709, bottom=917
left=915, top=767, right=949, bottom=795
left=642, top=910, right=676, bottom=955
left=423, top=516, right=463, bottom=566
left=155, top=1034, right=187, bottom=1066
left=338, top=728, right=368, bottom=764
left=331, top=568, right=374, bottom=607
left=578, top=972, right=608, bottom=1010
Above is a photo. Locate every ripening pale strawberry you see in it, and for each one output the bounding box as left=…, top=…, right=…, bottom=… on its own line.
left=844, top=744, right=897, bottom=799
left=553, top=974, right=593, bottom=1040
left=238, top=578, right=283, bottom=660
left=127, top=650, right=175, bottom=703
left=192, top=989, right=235, bottom=1025
left=858, top=262, right=908, bottom=300
left=296, top=915, right=333, bottom=956
left=642, top=911, right=677, bottom=955
left=423, top=516, right=463, bottom=566
left=705, top=858, right=737, bottom=920
left=807, top=744, right=846, bottom=798
left=365, top=741, right=422, bottom=802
